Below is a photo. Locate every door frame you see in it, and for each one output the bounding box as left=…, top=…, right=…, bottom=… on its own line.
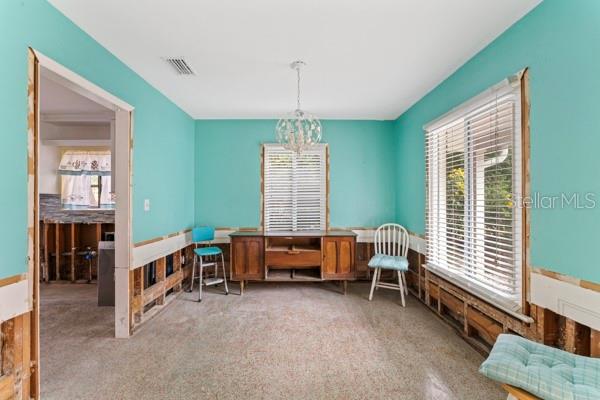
left=27, top=48, right=134, bottom=397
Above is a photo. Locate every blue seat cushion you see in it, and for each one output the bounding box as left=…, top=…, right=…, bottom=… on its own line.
left=480, top=334, right=600, bottom=400
left=367, top=254, right=409, bottom=271
left=194, top=246, right=222, bottom=257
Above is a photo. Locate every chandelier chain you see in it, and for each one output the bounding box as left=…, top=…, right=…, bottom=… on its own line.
left=296, top=65, right=301, bottom=110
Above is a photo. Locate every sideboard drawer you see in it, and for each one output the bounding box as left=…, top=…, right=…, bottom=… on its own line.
left=265, top=248, right=321, bottom=268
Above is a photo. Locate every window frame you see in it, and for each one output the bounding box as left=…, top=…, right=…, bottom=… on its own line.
left=424, top=70, right=530, bottom=316
left=261, top=143, right=330, bottom=232
left=59, top=148, right=113, bottom=209
left=90, top=174, right=101, bottom=208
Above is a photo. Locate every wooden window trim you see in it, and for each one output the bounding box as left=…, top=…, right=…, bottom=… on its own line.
left=520, top=68, right=531, bottom=315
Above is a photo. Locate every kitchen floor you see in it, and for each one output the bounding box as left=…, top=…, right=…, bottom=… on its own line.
left=40, top=281, right=504, bottom=399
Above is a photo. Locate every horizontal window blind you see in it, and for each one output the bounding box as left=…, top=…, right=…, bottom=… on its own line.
left=263, top=144, right=326, bottom=232
left=425, top=77, right=522, bottom=310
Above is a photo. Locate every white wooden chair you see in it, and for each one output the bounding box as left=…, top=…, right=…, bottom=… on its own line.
left=368, top=223, right=409, bottom=306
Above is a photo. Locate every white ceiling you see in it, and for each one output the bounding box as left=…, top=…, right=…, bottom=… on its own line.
left=41, top=75, right=111, bottom=115
left=40, top=75, right=112, bottom=144
left=49, top=0, right=541, bottom=120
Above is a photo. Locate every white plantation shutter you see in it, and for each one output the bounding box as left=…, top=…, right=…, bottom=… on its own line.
left=263, top=144, right=326, bottom=232
left=425, top=75, right=523, bottom=311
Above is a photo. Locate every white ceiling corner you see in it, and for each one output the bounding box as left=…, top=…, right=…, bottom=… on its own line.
left=48, top=0, right=541, bottom=120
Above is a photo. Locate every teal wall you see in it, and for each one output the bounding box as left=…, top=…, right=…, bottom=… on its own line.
left=4, top=0, right=598, bottom=285
left=394, top=0, right=600, bottom=283
left=0, top=0, right=195, bottom=278
left=195, top=120, right=396, bottom=228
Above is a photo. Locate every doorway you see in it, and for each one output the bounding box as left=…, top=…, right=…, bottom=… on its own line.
left=28, top=49, right=133, bottom=397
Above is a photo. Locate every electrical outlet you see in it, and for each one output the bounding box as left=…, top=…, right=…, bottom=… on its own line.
left=144, top=199, right=150, bottom=212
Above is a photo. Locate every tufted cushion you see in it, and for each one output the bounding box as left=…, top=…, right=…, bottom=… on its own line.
left=367, top=254, right=409, bottom=271
left=479, top=334, right=600, bottom=400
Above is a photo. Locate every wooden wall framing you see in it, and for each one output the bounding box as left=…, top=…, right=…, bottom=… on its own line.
left=130, top=246, right=186, bottom=332
left=0, top=314, right=32, bottom=400
left=403, top=247, right=600, bottom=358
left=129, top=241, right=232, bottom=333
left=40, top=222, right=115, bottom=282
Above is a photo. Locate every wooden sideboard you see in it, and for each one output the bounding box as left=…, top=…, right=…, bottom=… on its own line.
left=230, top=230, right=356, bottom=293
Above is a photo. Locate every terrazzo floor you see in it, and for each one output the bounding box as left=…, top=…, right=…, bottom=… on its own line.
left=40, top=281, right=505, bottom=399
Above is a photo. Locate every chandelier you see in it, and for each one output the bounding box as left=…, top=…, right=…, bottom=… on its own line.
left=275, top=60, right=322, bottom=154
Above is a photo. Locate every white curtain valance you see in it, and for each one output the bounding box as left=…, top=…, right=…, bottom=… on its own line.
left=58, top=150, right=111, bottom=176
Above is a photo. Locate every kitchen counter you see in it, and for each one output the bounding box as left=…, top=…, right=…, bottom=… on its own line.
left=40, top=194, right=115, bottom=224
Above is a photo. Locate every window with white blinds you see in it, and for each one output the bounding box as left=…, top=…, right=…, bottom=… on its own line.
left=425, top=76, right=523, bottom=311
left=263, top=144, right=327, bottom=232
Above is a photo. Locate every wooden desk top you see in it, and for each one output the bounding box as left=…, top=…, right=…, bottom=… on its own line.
left=229, top=230, right=357, bottom=237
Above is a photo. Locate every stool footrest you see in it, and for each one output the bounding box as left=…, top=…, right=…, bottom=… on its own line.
left=204, top=277, right=224, bottom=286
left=376, top=282, right=401, bottom=290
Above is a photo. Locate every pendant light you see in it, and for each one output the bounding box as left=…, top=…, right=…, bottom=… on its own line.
left=275, top=60, right=322, bottom=154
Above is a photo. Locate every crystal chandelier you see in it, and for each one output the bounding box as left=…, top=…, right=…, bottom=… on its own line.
left=276, top=60, right=322, bottom=154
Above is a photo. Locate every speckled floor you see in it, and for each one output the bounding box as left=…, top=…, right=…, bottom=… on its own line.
left=40, top=282, right=504, bottom=400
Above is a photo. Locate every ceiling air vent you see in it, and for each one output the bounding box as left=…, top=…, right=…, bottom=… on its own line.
left=163, top=57, right=195, bottom=75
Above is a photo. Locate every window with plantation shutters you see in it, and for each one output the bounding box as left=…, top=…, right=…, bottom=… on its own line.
left=425, top=75, right=523, bottom=311
left=263, top=144, right=327, bottom=232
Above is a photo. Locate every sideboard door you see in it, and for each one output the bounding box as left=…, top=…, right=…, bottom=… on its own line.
left=322, top=236, right=356, bottom=280
left=231, top=236, right=264, bottom=280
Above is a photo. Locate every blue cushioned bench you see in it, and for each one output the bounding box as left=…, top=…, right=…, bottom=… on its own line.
left=479, top=334, right=600, bottom=400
